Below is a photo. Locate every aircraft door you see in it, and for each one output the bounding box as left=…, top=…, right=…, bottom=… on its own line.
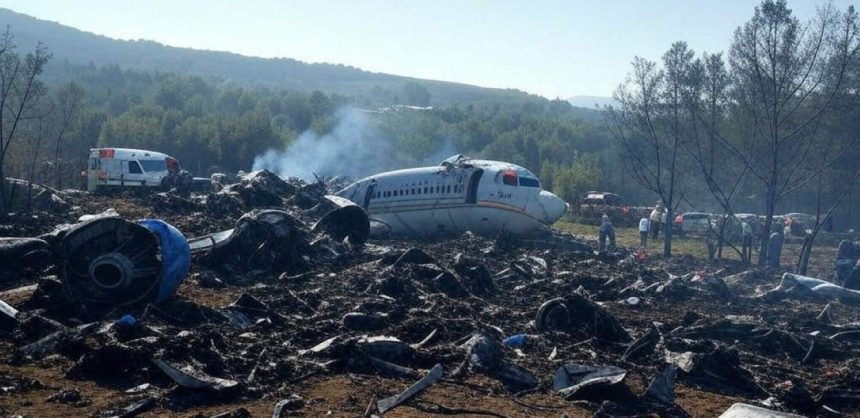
left=466, top=169, right=483, bottom=204
left=362, top=180, right=376, bottom=209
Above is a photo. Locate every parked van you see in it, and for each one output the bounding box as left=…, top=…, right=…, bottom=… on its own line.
left=86, top=148, right=180, bottom=192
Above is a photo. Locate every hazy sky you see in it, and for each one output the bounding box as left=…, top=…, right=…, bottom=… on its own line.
left=0, top=0, right=853, bottom=98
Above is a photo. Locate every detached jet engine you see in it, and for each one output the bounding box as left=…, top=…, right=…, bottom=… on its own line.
left=335, top=155, right=568, bottom=236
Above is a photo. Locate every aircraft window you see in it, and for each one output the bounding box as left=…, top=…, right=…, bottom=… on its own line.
left=501, top=170, right=518, bottom=186
left=424, top=187, right=428, bottom=194
left=447, top=185, right=451, bottom=193
left=128, top=161, right=143, bottom=174
left=519, top=177, right=541, bottom=188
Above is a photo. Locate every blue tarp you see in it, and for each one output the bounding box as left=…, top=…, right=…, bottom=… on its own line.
left=138, top=219, right=191, bottom=303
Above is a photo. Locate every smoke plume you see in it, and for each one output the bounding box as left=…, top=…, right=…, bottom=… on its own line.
left=252, top=107, right=458, bottom=181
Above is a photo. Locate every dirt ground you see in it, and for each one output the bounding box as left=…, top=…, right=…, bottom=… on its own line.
left=1, top=186, right=859, bottom=418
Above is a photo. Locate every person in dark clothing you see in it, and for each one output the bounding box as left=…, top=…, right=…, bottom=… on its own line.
left=845, top=259, right=860, bottom=290
left=767, top=229, right=784, bottom=269
left=599, top=215, right=616, bottom=252
left=836, top=240, right=860, bottom=286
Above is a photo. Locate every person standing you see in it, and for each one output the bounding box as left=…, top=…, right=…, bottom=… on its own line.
left=741, top=221, right=753, bottom=265
left=768, top=227, right=785, bottom=269
left=599, top=215, right=616, bottom=252
left=638, top=216, right=650, bottom=248
left=650, top=203, right=664, bottom=239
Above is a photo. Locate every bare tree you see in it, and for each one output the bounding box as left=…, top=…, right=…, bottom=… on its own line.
left=684, top=52, right=756, bottom=260
left=52, top=82, right=83, bottom=189
left=24, top=107, right=52, bottom=208
left=0, top=27, right=51, bottom=215
left=606, top=42, right=697, bottom=256
left=728, top=1, right=859, bottom=266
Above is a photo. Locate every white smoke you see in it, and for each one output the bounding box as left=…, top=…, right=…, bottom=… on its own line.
left=253, top=107, right=399, bottom=181
left=421, top=137, right=457, bottom=166
left=253, top=107, right=461, bottom=181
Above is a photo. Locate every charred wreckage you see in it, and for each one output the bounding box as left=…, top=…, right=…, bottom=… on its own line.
left=0, top=164, right=859, bottom=417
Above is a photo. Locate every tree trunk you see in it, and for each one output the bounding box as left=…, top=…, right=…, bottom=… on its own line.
left=54, top=143, right=61, bottom=190
left=663, top=198, right=673, bottom=257
left=0, top=164, right=6, bottom=217
left=758, top=182, right=777, bottom=266
left=796, top=236, right=813, bottom=275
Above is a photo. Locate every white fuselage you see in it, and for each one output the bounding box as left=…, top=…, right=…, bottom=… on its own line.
left=335, top=156, right=568, bottom=236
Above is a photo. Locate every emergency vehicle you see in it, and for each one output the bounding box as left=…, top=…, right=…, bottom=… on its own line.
left=86, top=148, right=180, bottom=192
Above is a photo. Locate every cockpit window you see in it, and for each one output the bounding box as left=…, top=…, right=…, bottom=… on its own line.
left=495, top=170, right=519, bottom=186
left=519, top=177, right=541, bottom=188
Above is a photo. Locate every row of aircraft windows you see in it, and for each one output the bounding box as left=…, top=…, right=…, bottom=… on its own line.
left=375, top=184, right=464, bottom=199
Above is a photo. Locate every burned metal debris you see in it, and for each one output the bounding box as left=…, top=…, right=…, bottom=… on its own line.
left=0, top=173, right=859, bottom=417
left=58, top=217, right=191, bottom=308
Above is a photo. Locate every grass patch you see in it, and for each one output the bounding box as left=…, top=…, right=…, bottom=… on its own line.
left=554, top=219, right=740, bottom=260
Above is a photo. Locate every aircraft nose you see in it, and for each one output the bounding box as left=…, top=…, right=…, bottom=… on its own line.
left=537, top=190, right=568, bottom=224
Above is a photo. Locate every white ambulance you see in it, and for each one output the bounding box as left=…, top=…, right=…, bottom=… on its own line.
left=86, top=148, right=181, bottom=192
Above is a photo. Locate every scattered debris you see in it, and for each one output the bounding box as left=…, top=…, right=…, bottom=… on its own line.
left=457, top=331, right=539, bottom=391
left=768, top=273, right=860, bottom=302
left=0, top=174, right=857, bottom=417
left=58, top=216, right=190, bottom=308
left=377, top=363, right=443, bottom=414
left=717, top=403, right=806, bottom=418
left=152, top=359, right=240, bottom=391
left=643, top=365, right=677, bottom=406
left=272, top=395, right=305, bottom=417
left=552, top=363, right=627, bottom=399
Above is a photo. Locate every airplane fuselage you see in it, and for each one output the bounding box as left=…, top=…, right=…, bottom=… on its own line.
left=335, top=156, right=568, bottom=236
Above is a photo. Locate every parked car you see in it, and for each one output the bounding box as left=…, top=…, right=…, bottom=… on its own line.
left=676, top=212, right=713, bottom=236
left=784, top=212, right=815, bottom=236
left=576, top=191, right=649, bottom=226
left=675, top=212, right=742, bottom=241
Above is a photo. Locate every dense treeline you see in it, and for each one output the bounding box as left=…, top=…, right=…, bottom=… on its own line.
left=3, top=62, right=624, bottom=205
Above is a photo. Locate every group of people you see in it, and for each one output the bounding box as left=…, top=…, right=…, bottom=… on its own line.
left=597, top=202, right=787, bottom=269
left=598, top=203, right=667, bottom=252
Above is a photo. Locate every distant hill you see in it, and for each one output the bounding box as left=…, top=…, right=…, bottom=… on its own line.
left=567, top=95, right=617, bottom=109
left=0, top=7, right=544, bottom=106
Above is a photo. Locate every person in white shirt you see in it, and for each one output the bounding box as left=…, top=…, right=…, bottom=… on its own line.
left=639, top=216, right=650, bottom=248
left=649, top=203, right=664, bottom=239
left=741, top=221, right=753, bottom=264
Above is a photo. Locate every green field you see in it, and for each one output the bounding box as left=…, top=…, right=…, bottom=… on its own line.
left=555, top=219, right=715, bottom=259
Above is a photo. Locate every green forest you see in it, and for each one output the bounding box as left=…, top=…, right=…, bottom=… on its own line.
left=1, top=63, right=620, bottom=202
